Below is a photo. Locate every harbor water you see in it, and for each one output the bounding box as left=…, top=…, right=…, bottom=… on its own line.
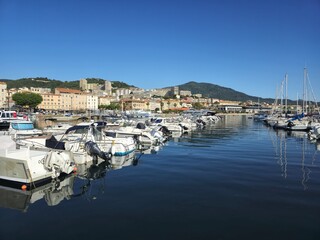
left=1, top=115, right=319, bottom=240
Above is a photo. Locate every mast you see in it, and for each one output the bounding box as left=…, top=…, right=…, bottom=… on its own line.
left=285, top=73, right=288, bottom=116
left=296, top=92, right=299, bottom=114
left=303, top=67, right=307, bottom=114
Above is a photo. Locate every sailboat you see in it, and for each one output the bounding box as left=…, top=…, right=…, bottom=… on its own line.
left=286, top=68, right=317, bottom=131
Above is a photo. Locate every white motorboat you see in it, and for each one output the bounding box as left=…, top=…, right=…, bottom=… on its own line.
left=60, top=121, right=136, bottom=157
left=284, top=114, right=312, bottom=132
left=104, top=122, right=166, bottom=145
left=16, top=121, right=136, bottom=163
left=15, top=122, right=107, bottom=165
left=7, top=120, right=43, bottom=139
left=308, top=123, right=320, bottom=141
left=0, top=110, right=26, bottom=131
left=286, top=120, right=311, bottom=131
left=0, top=134, right=75, bottom=189
left=150, top=117, right=184, bottom=132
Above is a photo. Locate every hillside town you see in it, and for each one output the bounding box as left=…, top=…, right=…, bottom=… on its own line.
left=0, top=78, right=311, bottom=115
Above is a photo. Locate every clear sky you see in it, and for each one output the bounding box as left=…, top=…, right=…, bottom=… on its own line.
left=0, top=0, right=319, bottom=100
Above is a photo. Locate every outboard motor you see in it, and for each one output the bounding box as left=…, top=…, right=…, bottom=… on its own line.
left=159, top=126, right=171, bottom=136
left=85, top=141, right=110, bottom=161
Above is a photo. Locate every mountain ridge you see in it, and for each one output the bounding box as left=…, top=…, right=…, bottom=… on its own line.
left=176, top=81, right=276, bottom=103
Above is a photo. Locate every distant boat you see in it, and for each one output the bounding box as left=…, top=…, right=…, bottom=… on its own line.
left=7, top=120, right=43, bottom=139
left=0, top=110, right=26, bottom=131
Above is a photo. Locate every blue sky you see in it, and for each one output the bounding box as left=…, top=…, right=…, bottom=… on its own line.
left=0, top=0, right=319, bottom=100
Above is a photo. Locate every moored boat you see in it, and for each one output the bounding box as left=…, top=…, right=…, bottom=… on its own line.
left=0, top=134, right=75, bottom=189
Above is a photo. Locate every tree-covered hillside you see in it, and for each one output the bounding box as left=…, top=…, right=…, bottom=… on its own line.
left=1, top=77, right=135, bottom=91
left=178, top=81, right=276, bottom=103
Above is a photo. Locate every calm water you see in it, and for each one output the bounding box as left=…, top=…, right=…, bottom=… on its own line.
left=1, top=115, right=320, bottom=240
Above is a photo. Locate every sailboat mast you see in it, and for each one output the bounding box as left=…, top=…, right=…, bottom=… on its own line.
left=303, top=67, right=306, bottom=114
left=296, top=92, right=299, bottom=114
left=285, top=73, right=288, bottom=116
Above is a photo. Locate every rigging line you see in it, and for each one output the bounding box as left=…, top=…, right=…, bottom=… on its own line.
left=306, top=71, right=318, bottom=108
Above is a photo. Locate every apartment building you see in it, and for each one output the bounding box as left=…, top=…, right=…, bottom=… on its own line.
left=121, top=99, right=147, bottom=111
left=85, top=93, right=99, bottom=111
left=98, top=96, right=114, bottom=106
left=54, top=88, right=86, bottom=111
left=38, top=93, right=61, bottom=111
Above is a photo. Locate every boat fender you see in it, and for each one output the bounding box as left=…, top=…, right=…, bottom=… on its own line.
left=110, top=140, right=116, bottom=155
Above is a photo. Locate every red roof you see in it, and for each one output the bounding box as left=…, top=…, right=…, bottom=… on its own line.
left=55, top=88, right=82, bottom=94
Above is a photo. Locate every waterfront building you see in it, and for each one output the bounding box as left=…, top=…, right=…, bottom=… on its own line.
left=219, top=100, right=242, bottom=106
left=218, top=105, right=243, bottom=113
left=85, top=93, right=99, bottom=111
left=54, top=88, right=86, bottom=112
left=38, top=93, right=61, bottom=111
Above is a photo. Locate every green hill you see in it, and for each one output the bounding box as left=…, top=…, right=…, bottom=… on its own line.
left=0, top=77, right=135, bottom=91
left=177, top=81, right=275, bottom=103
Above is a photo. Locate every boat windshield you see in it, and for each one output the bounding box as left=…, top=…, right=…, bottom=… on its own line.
left=11, top=122, right=34, bottom=130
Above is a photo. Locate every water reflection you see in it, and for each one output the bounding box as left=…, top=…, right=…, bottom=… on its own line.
left=271, top=129, right=319, bottom=190
left=73, top=159, right=110, bottom=201
left=0, top=175, right=75, bottom=212
left=0, top=139, right=166, bottom=211
left=137, top=143, right=164, bottom=154
left=71, top=151, right=139, bottom=201
left=0, top=149, right=147, bottom=210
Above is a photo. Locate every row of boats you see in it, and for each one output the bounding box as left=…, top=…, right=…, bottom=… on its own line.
left=0, top=110, right=221, bottom=193
left=254, top=112, right=320, bottom=141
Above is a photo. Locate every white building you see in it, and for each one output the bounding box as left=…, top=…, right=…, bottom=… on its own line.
left=86, top=94, right=99, bottom=111
left=218, top=105, right=243, bottom=113
left=30, top=87, right=51, bottom=93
